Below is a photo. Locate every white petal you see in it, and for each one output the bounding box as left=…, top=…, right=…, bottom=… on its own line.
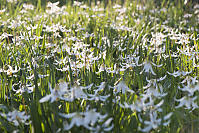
left=164, top=112, right=173, bottom=120
left=104, top=124, right=114, bottom=131
left=39, top=95, right=51, bottom=103
left=63, top=120, right=74, bottom=130
left=139, top=125, right=152, bottom=132
left=59, top=112, right=76, bottom=118
left=163, top=120, right=170, bottom=126
left=103, top=118, right=113, bottom=127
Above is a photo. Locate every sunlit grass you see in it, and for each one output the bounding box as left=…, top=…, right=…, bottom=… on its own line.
left=0, top=0, right=199, bottom=132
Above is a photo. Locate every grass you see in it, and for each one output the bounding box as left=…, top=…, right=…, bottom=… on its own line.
left=0, top=0, right=199, bottom=132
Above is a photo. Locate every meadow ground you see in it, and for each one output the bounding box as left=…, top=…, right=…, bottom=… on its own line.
left=0, top=0, right=199, bottom=132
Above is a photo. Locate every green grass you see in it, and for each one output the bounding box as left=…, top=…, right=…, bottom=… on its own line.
left=0, top=0, right=199, bottom=132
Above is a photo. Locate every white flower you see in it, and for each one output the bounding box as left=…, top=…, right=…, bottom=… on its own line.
left=0, top=33, right=13, bottom=41
left=139, top=111, right=161, bottom=132
left=46, top=1, right=61, bottom=15
left=112, top=80, right=134, bottom=94
left=13, top=84, right=34, bottom=94
left=145, top=86, right=167, bottom=98
left=7, top=0, right=18, bottom=3
left=1, top=65, right=20, bottom=76
left=167, top=70, right=192, bottom=77
left=96, top=64, right=105, bottom=74
left=181, top=76, right=198, bottom=85
left=86, top=82, right=109, bottom=102
left=184, top=0, right=188, bottom=5
left=73, top=1, right=83, bottom=6
left=120, top=96, right=164, bottom=113
left=71, top=85, right=88, bottom=99
left=54, top=57, right=68, bottom=65
left=106, top=64, right=126, bottom=74
left=139, top=60, right=162, bottom=75
left=47, top=1, right=59, bottom=8
left=60, top=112, right=85, bottom=130
left=59, top=79, right=69, bottom=91
left=59, top=109, right=112, bottom=131
left=83, top=109, right=107, bottom=126
left=87, top=93, right=110, bottom=102
left=144, top=80, right=167, bottom=98
left=39, top=81, right=68, bottom=103
left=95, top=118, right=114, bottom=133
left=23, top=4, right=34, bottom=10
left=175, top=96, right=198, bottom=111
left=0, top=110, right=31, bottom=126
left=139, top=111, right=173, bottom=132
left=40, top=81, right=93, bottom=103
left=0, top=8, right=6, bottom=14
left=178, top=84, right=198, bottom=96
left=163, top=112, right=173, bottom=126
left=95, top=82, right=106, bottom=93
left=146, top=75, right=167, bottom=84
left=71, top=83, right=93, bottom=100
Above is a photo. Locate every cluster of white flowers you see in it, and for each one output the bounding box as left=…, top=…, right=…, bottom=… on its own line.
left=0, top=110, right=31, bottom=126
left=59, top=109, right=113, bottom=132
left=7, top=0, right=18, bottom=3
left=39, top=80, right=111, bottom=103
left=0, top=0, right=198, bottom=132
left=175, top=76, right=199, bottom=111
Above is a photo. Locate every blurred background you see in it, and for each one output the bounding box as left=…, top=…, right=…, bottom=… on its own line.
left=2, top=0, right=199, bottom=7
